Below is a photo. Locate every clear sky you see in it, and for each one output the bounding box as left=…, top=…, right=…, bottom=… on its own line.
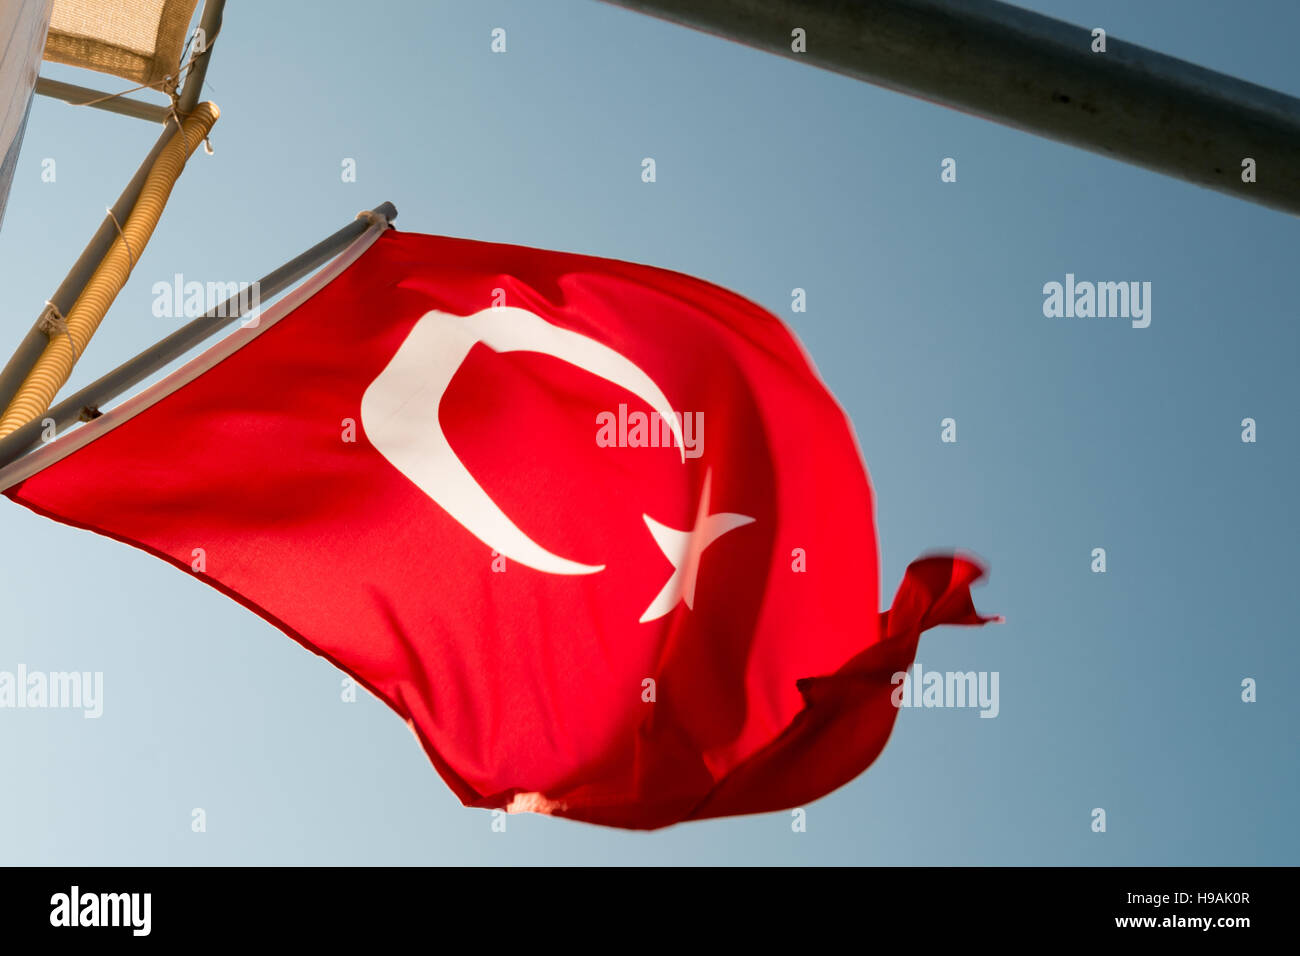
left=0, top=0, right=1295, bottom=864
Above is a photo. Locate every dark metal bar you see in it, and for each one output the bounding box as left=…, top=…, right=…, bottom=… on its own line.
left=600, top=0, right=1300, bottom=215
left=0, top=203, right=397, bottom=472
left=34, top=77, right=170, bottom=125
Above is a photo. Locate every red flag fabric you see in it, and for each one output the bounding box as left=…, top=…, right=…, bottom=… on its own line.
left=2, top=229, right=995, bottom=829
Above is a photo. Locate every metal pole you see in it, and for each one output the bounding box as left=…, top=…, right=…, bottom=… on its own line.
left=0, top=130, right=177, bottom=413
left=0, top=0, right=229, bottom=416
left=35, top=77, right=171, bottom=124
left=0, top=202, right=397, bottom=472
left=178, top=0, right=226, bottom=115
left=600, top=0, right=1300, bottom=216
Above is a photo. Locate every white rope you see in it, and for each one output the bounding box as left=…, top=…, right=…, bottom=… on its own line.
left=37, top=302, right=80, bottom=360
left=105, top=207, right=136, bottom=271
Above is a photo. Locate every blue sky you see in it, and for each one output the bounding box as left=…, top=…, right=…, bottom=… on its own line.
left=0, top=0, right=1295, bottom=864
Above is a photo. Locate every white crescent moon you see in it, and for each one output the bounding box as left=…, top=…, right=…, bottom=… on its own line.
left=360, top=306, right=685, bottom=575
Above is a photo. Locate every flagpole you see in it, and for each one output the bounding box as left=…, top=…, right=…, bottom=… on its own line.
left=0, top=202, right=397, bottom=472
left=600, top=0, right=1300, bottom=216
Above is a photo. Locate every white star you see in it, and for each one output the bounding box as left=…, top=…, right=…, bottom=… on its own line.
left=639, top=469, right=755, bottom=623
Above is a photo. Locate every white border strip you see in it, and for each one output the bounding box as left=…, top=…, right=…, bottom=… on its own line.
left=0, top=220, right=389, bottom=491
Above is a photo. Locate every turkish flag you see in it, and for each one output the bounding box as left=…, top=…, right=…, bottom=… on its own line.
left=2, top=229, right=995, bottom=829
